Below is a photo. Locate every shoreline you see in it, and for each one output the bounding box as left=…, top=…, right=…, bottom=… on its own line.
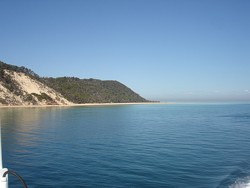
left=0, top=102, right=172, bottom=108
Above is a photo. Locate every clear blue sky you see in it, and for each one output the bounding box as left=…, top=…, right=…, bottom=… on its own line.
left=1, top=0, right=250, bottom=102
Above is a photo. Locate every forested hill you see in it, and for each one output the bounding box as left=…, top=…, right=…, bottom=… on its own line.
left=0, top=61, right=149, bottom=105
left=42, top=77, right=148, bottom=103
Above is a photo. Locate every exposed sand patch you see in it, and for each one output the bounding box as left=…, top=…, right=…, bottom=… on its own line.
left=0, top=70, right=73, bottom=105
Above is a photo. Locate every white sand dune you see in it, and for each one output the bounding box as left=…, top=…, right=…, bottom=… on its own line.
left=0, top=70, right=73, bottom=106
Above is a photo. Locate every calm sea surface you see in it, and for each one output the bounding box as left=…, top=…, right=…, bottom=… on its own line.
left=1, top=104, right=250, bottom=188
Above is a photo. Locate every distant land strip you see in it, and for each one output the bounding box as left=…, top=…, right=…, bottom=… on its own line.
left=0, top=61, right=156, bottom=106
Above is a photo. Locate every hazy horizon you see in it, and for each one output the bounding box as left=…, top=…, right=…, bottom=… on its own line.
left=1, top=0, right=249, bottom=102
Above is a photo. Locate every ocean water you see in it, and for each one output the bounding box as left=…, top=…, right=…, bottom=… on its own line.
left=1, top=104, right=250, bottom=188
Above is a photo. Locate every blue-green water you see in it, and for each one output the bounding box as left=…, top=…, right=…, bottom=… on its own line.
left=1, top=104, right=250, bottom=188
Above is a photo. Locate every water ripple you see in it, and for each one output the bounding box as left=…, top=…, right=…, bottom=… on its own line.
left=1, top=104, right=250, bottom=187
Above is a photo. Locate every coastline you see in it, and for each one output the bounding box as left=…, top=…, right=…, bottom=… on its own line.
left=0, top=102, right=171, bottom=108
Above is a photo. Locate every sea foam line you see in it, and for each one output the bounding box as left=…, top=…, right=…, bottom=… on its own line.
left=229, top=176, right=250, bottom=188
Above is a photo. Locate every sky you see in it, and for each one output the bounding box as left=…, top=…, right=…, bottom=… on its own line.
left=0, top=0, right=250, bottom=102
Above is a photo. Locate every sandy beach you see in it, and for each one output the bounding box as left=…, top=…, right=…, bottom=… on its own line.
left=0, top=102, right=171, bottom=108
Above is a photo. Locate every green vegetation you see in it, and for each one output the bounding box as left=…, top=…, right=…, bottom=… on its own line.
left=31, top=93, right=52, bottom=101
left=0, top=61, right=39, bottom=79
left=31, top=93, right=57, bottom=104
left=0, top=61, right=39, bottom=97
left=42, top=77, right=149, bottom=103
left=23, top=94, right=36, bottom=103
left=0, top=64, right=21, bottom=95
left=0, top=60, right=149, bottom=104
left=0, top=98, right=7, bottom=105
